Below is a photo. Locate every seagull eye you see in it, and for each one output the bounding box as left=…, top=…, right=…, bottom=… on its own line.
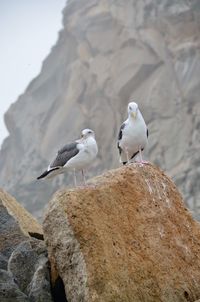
left=129, top=106, right=132, bottom=110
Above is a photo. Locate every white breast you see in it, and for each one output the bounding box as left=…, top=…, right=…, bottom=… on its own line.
left=65, top=137, right=98, bottom=170
left=119, top=111, right=147, bottom=161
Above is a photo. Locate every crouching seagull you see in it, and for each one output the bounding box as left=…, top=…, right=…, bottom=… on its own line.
left=37, top=129, right=98, bottom=186
left=117, top=101, right=148, bottom=165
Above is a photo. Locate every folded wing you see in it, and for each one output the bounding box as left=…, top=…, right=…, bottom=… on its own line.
left=37, top=142, right=80, bottom=179
left=50, top=142, right=79, bottom=168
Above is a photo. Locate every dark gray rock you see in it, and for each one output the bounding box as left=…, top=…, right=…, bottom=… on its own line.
left=1, top=238, right=53, bottom=302
left=0, top=239, right=53, bottom=302
left=0, top=200, right=28, bottom=260
left=28, top=260, right=53, bottom=302
left=0, top=269, right=29, bottom=302
left=0, top=190, right=54, bottom=302
left=0, top=253, right=8, bottom=270
left=8, top=241, right=39, bottom=294
left=8, top=239, right=53, bottom=302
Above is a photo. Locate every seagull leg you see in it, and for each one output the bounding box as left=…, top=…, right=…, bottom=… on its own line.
left=139, top=148, right=144, bottom=166
left=73, top=169, right=77, bottom=187
left=139, top=148, right=149, bottom=165
left=125, top=146, right=130, bottom=164
left=81, top=169, right=86, bottom=186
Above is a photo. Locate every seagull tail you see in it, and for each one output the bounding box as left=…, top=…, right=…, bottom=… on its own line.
left=37, top=167, right=60, bottom=180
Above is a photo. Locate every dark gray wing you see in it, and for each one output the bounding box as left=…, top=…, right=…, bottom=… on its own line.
left=117, top=122, right=126, bottom=154
left=50, top=142, right=79, bottom=168
left=147, top=128, right=149, bottom=138
left=118, top=122, right=126, bottom=141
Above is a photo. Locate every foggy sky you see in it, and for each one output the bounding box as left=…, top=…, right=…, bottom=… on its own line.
left=0, top=0, right=66, bottom=147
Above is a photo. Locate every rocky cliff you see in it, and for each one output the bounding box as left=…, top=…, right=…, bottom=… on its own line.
left=43, top=164, right=200, bottom=302
left=0, top=0, right=200, bottom=217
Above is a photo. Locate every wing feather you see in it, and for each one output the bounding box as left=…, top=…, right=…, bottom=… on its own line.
left=117, top=122, right=126, bottom=154
left=50, top=142, right=79, bottom=168
left=118, top=122, right=126, bottom=141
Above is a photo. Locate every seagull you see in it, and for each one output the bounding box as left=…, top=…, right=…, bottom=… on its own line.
left=37, top=129, right=98, bottom=186
left=117, top=101, right=148, bottom=165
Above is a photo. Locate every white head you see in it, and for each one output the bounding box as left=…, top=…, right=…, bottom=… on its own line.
left=127, top=101, right=139, bottom=119
left=81, top=128, right=95, bottom=139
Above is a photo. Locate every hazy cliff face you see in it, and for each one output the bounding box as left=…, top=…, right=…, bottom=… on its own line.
left=0, top=0, right=200, bottom=218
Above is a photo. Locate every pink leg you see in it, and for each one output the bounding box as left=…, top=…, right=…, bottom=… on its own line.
left=81, top=169, right=86, bottom=186
left=125, top=146, right=130, bottom=164
left=139, top=149, right=149, bottom=165
left=73, top=169, right=77, bottom=187
left=79, top=171, right=97, bottom=190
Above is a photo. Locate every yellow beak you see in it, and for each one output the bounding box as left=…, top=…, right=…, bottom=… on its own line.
left=131, top=112, right=136, bottom=119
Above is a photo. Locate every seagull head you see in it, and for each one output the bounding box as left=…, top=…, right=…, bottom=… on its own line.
left=128, top=101, right=139, bottom=119
left=81, top=128, right=95, bottom=139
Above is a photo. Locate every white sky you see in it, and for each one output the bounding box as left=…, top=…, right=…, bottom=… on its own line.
left=0, top=0, right=66, bottom=147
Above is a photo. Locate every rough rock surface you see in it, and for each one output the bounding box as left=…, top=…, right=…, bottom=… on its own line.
left=0, top=189, right=53, bottom=302
left=43, top=164, right=200, bottom=302
left=0, top=189, right=42, bottom=259
left=0, top=189, right=42, bottom=237
left=0, top=0, right=200, bottom=218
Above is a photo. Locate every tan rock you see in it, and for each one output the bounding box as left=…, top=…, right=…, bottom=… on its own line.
left=43, top=164, right=200, bottom=302
left=0, top=188, right=42, bottom=237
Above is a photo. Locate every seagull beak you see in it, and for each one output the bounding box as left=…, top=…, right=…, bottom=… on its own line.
left=131, top=112, right=136, bottom=119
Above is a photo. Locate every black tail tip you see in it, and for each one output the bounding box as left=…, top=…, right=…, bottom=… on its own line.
left=36, top=170, right=49, bottom=180
left=36, top=167, right=60, bottom=180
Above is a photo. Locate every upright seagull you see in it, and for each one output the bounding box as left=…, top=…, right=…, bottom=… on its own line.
left=37, top=129, right=98, bottom=186
left=117, top=101, right=148, bottom=165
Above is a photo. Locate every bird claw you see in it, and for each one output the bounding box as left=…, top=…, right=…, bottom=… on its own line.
left=140, top=160, right=149, bottom=165
left=135, top=160, right=149, bottom=167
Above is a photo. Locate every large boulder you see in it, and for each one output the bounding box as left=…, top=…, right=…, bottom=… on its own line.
left=44, top=164, right=200, bottom=302
left=0, top=189, right=53, bottom=302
